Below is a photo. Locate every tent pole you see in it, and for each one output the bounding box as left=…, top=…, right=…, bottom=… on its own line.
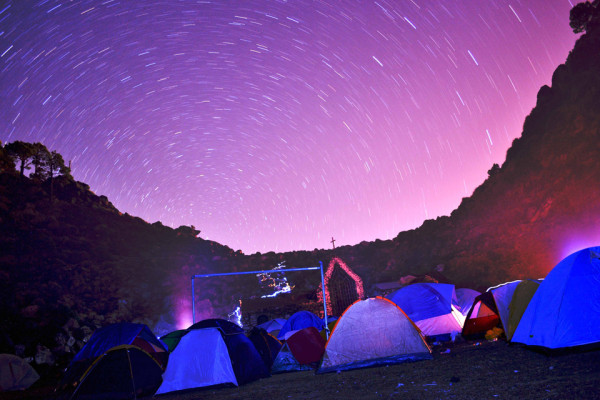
left=320, top=261, right=329, bottom=340
left=191, top=264, right=326, bottom=329
left=193, top=266, right=321, bottom=278
left=191, top=276, right=195, bottom=325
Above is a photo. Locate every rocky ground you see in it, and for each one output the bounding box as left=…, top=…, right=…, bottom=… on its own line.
left=4, top=339, right=600, bottom=400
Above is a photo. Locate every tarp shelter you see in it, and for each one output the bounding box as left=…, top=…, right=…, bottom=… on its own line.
left=0, top=354, right=39, bottom=391
left=455, top=288, right=481, bottom=316
left=512, top=247, right=600, bottom=349
left=277, top=311, right=324, bottom=340
left=462, top=281, right=520, bottom=338
left=318, top=297, right=431, bottom=373
left=155, top=328, right=238, bottom=395
left=247, top=328, right=282, bottom=370
left=506, top=280, right=541, bottom=341
left=57, top=345, right=163, bottom=400
left=386, top=283, right=463, bottom=340
left=188, top=319, right=268, bottom=385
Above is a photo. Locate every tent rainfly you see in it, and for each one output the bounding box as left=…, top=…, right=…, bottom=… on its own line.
left=386, top=283, right=464, bottom=340
left=318, top=297, right=431, bottom=373
left=156, top=328, right=238, bottom=394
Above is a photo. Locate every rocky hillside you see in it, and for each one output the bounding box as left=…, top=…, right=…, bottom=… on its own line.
left=387, top=16, right=600, bottom=287
left=294, top=10, right=600, bottom=290
left=0, top=172, right=251, bottom=357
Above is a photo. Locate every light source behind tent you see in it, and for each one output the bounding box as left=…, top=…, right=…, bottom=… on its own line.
left=455, top=288, right=481, bottom=317
left=461, top=281, right=521, bottom=339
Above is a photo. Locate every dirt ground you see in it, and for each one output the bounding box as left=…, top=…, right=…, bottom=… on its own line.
left=5, top=339, right=600, bottom=400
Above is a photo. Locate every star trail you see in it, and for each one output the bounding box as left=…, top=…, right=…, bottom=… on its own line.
left=0, top=1, right=578, bottom=254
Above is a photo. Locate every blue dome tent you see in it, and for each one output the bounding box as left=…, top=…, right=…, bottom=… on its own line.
left=188, top=319, right=269, bottom=385
left=386, top=283, right=464, bottom=340
left=277, top=311, right=324, bottom=340
left=512, top=246, right=600, bottom=350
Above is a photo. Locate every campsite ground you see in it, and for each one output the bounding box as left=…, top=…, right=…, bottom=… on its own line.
left=4, top=339, right=599, bottom=400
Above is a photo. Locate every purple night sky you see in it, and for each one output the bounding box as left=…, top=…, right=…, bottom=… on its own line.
left=0, top=1, right=579, bottom=254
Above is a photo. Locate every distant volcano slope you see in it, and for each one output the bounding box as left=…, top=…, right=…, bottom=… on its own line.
left=263, top=20, right=600, bottom=292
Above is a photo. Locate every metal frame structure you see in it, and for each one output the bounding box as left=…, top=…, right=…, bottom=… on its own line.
left=191, top=261, right=330, bottom=338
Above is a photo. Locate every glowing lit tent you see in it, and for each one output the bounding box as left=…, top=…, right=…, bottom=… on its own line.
left=506, top=279, right=541, bottom=341
left=0, top=354, right=39, bottom=391
left=318, top=297, right=431, bottom=373
left=462, top=281, right=521, bottom=338
left=455, top=288, right=481, bottom=317
left=188, top=319, right=269, bottom=385
left=386, top=283, right=464, bottom=340
left=512, top=247, right=600, bottom=349
left=155, top=328, right=238, bottom=394
left=277, top=311, right=325, bottom=340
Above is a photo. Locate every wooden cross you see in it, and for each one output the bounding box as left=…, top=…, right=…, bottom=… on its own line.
left=331, top=236, right=336, bottom=249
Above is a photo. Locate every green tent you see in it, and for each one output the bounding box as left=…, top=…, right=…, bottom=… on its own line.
left=506, top=280, right=541, bottom=341
left=160, top=329, right=188, bottom=353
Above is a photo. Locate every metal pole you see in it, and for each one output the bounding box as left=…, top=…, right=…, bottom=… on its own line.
left=191, top=276, right=195, bottom=324
left=190, top=264, right=326, bottom=329
left=320, top=261, right=330, bottom=340
left=192, top=266, right=321, bottom=279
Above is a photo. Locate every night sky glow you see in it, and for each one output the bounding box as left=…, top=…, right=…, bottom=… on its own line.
left=0, top=1, right=579, bottom=254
